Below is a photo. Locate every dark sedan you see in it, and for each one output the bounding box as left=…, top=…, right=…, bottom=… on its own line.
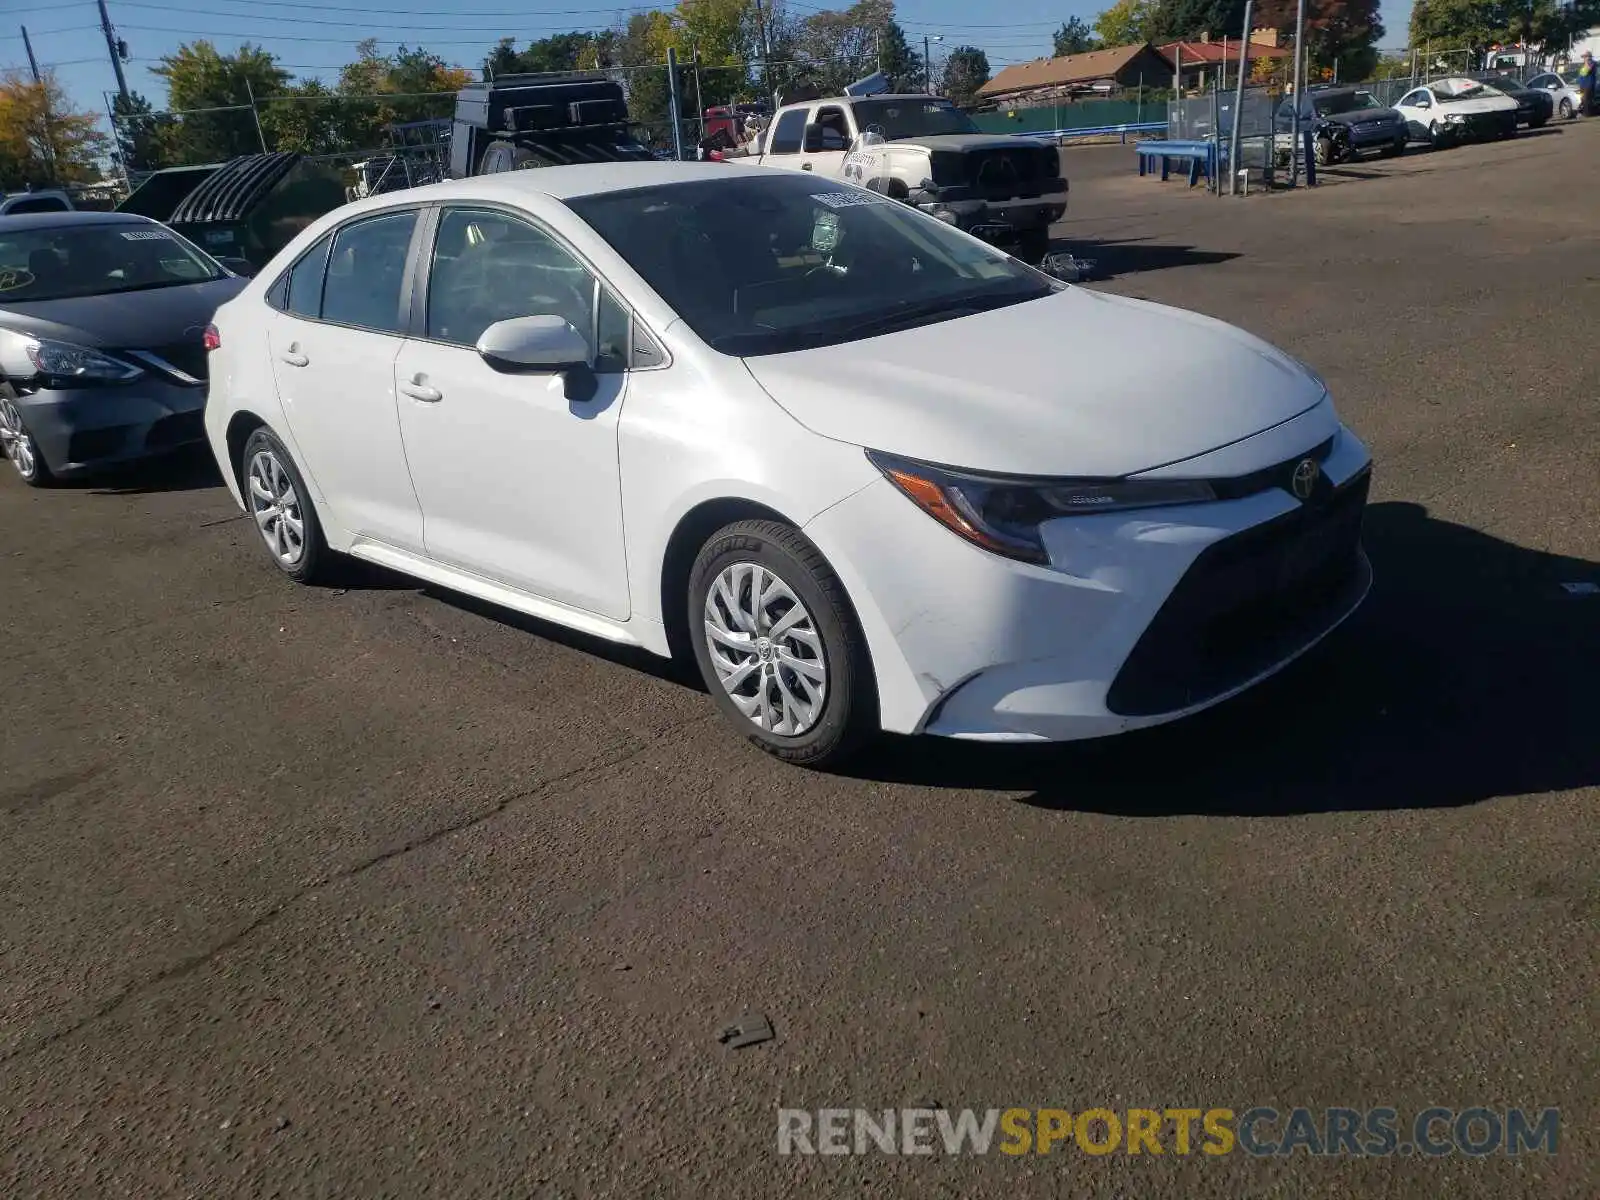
left=1275, top=87, right=1409, bottom=163
left=0, top=211, right=246, bottom=486
left=1477, top=74, right=1555, bottom=126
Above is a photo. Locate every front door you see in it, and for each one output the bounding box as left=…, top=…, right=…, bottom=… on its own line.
left=267, top=208, right=425, bottom=553
left=797, top=103, right=853, bottom=178
left=392, top=205, right=631, bottom=620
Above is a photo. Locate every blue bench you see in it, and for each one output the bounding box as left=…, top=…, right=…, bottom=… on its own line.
left=1135, top=139, right=1218, bottom=187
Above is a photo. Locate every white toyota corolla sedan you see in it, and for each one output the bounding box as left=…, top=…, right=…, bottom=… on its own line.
left=203, top=163, right=1373, bottom=765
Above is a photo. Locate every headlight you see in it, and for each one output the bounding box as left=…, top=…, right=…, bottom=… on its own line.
left=20, top=336, right=142, bottom=385
left=1443, top=112, right=1464, bottom=124
left=867, top=449, right=1216, bottom=565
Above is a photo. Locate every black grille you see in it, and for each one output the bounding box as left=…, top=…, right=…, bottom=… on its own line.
left=1106, top=470, right=1372, bottom=717
left=145, top=343, right=209, bottom=383
left=960, top=147, right=1060, bottom=197
left=145, top=411, right=206, bottom=450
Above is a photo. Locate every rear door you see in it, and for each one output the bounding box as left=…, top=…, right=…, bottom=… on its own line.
left=265, top=207, right=426, bottom=552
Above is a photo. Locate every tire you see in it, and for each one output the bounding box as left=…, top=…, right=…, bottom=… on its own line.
left=1502, top=121, right=1518, bottom=139
left=1314, top=136, right=1333, bottom=166
left=1427, top=121, right=1445, bottom=147
left=1380, top=138, right=1405, bottom=158
left=1560, top=98, right=1574, bottom=119
left=239, top=426, right=331, bottom=584
left=1016, top=227, right=1050, bottom=265
left=0, top=388, right=53, bottom=488
left=688, top=519, right=875, bottom=767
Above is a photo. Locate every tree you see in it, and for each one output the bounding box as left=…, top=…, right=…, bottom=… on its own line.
left=878, top=19, right=920, bottom=90
left=150, top=41, right=290, bottom=162
left=0, top=70, right=109, bottom=187
left=332, top=40, right=473, bottom=153
left=939, top=45, right=990, bottom=106
left=484, top=31, right=617, bottom=77
left=1256, top=0, right=1382, bottom=80
left=1053, top=17, right=1101, bottom=55
left=111, top=90, right=177, bottom=174
left=1407, top=0, right=1591, bottom=60
left=1151, top=0, right=1247, bottom=41
left=1094, top=0, right=1160, bottom=45
left=795, top=0, right=898, bottom=96
left=259, top=79, right=345, bottom=156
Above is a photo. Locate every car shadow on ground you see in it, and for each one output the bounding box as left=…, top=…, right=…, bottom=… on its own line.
left=837, top=501, right=1600, bottom=816
left=84, top=447, right=224, bottom=495
left=1053, top=237, right=1241, bottom=279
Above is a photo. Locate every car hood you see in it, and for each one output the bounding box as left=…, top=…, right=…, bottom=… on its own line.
left=0, top=276, right=247, bottom=349
left=1321, top=107, right=1403, bottom=125
left=1438, top=95, right=1518, bottom=114
left=741, top=287, right=1328, bottom=477
left=891, top=133, right=1044, bottom=152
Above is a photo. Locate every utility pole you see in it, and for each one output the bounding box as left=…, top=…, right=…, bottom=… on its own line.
left=21, top=26, right=41, bottom=82
left=666, top=46, right=684, bottom=161
left=1290, top=0, right=1306, bottom=185
left=925, top=36, right=932, bottom=93
left=98, top=0, right=130, bottom=102
left=751, top=0, right=775, bottom=108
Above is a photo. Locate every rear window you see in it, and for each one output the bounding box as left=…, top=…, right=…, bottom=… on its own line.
left=3, top=197, right=70, bottom=215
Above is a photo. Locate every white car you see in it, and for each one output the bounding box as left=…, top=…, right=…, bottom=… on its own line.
left=202, top=164, right=1373, bottom=765
left=1526, top=67, right=1587, bottom=119
left=1395, top=77, right=1519, bottom=145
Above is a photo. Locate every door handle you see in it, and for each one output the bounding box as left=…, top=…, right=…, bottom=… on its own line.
left=800, top=162, right=813, bottom=171
left=399, top=378, right=442, bottom=403
left=279, top=344, right=308, bottom=367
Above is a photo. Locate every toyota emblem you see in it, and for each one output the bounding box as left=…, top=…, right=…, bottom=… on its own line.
left=1290, top=458, right=1320, bottom=501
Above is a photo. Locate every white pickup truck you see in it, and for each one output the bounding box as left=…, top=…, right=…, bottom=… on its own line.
left=743, top=91, right=1069, bottom=263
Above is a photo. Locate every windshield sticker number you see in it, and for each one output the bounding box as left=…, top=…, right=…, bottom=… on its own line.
left=814, top=190, right=888, bottom=209
left=119, top=229, right=174, bottom=241
left=0, top=267, right=35, bottom=292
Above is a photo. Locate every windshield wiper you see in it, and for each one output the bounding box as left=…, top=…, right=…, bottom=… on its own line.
left=832, top=290, right=1038, bottom=341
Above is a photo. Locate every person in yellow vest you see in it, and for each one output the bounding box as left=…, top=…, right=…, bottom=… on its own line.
left=1578, top=51, right=1595, bottom=117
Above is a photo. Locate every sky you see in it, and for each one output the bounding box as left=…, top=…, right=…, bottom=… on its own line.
left=1, top=0, right=1414, bottom=134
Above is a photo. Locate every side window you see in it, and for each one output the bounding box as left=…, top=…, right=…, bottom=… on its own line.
left=320, top=210, right=417, bottom=334
left=5, top=197, right=69, bottom=215
left=812, top=106, right=851, bottom=150
left=426, top=207, right=598, bottom=358
left=274, top=232, right=332, bottom=317
left=769, top=108, right=807, bottom=155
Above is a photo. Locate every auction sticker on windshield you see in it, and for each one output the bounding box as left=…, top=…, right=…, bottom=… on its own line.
left=815, top=191, right=890, bottom=209
left=119, top=230, right=174, bottom=241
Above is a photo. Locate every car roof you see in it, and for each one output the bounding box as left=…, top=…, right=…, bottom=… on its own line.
left=0, top=210, right=155, bottom=233
left=377, top=161, right=772, bottom=206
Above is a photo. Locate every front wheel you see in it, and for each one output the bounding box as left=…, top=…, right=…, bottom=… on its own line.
left=240, top=427, right=331, bottom=584
left=688, top=519, right=874, bottom=766
left=1560, top=98, right=1574, bottom=119
left=0, top=389, right=52, bottom=487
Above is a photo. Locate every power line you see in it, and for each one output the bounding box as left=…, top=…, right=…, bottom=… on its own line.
left=113, top=0, right=664, bottom=16
left=0, top=25, right=102, bottom=40
left=119, top=23, right=629, bottom=44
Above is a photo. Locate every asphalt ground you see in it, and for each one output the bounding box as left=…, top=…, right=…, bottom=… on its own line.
left=2, top=125, right=1597, bottom=1198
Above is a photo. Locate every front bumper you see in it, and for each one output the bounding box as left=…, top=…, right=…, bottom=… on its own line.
left=912, top=184, right=1069, bottom=244
left=12, top=378, right=208, bottom=477
left=804, top=411, right=1373, bottom=742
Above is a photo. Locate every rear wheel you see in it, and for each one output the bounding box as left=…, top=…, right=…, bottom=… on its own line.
left=240, top=427, right=331, bottom=584
left=0, top=389, right=52, bottom=488
left=688, top=519, right=874, bottom=766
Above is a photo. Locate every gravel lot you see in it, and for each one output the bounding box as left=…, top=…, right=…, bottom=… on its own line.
left=2, top=127, right=1596, bottom=1198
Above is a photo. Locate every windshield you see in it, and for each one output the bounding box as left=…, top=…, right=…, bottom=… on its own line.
left=1434, top=79, right=1493, bottom=102
left=1352, top=91, right=1382, bottom=109
left=1311, top=91, right=1360, bottom=115
left=851, top=98, right=979, bottom=139
left=566, top=174, right=1052, bottom=357
left=0, top=222, right=224, bottom=302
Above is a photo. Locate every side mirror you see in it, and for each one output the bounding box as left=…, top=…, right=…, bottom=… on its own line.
left=476, top=315, right=591, bottom=374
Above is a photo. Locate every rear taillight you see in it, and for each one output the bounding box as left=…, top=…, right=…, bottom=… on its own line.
left=202, top=324, right=221, bottom=352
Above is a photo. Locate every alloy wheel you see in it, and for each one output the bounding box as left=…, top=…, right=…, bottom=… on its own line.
left=247, top=447, right=306, bottom=567
left=702, top=561, right=827, bottom=736
left=0, top=395, right=38, bottom=480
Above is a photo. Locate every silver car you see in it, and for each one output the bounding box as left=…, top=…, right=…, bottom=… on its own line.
left=1526, top=68, right=1586, bottom=119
